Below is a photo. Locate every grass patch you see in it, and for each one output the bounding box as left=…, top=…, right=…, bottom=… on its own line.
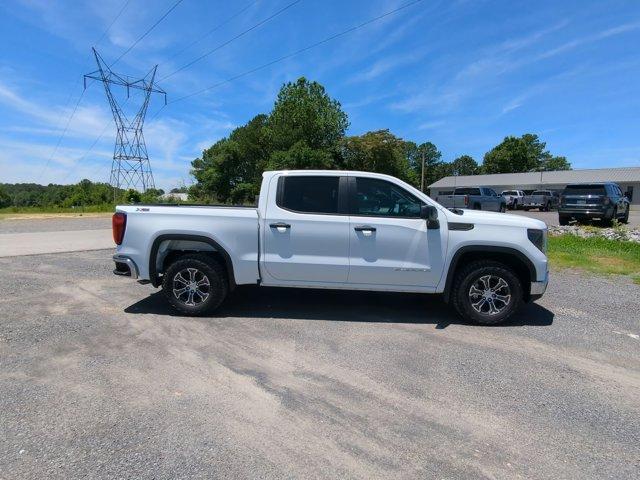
left=548, top=235, right=640, bottom=280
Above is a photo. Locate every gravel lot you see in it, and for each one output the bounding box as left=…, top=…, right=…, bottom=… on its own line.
left=507, top=208, right=640, bottom=228
left=1, top=249, right=639, bottom=479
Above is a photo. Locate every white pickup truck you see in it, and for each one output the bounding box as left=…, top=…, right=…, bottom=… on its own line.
left=112, top=170, right=548, bottom=324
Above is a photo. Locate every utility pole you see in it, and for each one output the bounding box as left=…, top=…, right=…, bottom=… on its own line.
left=84, top=48, right=166, bottom=198
left=420, top=150, right=425, bottom=193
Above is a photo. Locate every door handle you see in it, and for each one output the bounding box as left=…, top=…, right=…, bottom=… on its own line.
left=269, top=222, right=291, bottom=232
left=354, top=225, right=376, bottom=236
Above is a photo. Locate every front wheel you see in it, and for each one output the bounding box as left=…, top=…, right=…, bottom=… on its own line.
left=559, top=214, right=569, bottom=226
left=621, top=207, right=630, bottom=224
left=451, top=261, right=523, bottom=325
left=162, top=253, right=228, bottom=316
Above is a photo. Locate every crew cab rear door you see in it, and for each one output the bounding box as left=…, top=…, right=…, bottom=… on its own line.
left=262, top=174, right=350, bottom=284
left=346, top=176, right=445, bottom=289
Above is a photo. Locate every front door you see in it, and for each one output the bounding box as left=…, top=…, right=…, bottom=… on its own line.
left=262, top=174, right=350, bottom=284
left=347, top=176, right=445, bottom=289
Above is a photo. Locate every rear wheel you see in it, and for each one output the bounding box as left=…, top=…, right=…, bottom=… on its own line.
left=451, top=261, right=523, bottom=325
left=543, top=202, right=550, bottom=212
left=601, top=208, right=616, bottom=227
left=499, top=204, right=506, bottom=213
left=523, top=207, right=530, bottom=211
left=473, top=203, right=481, bottom=210
left=162, top=253, right=228, bottom=316
left=559, top=214, right=570, bottom=226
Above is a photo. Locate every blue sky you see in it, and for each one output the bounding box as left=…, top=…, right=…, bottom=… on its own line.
left=0, top=0, right=638, bottom=189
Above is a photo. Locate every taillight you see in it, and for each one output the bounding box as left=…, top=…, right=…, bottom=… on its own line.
left=464, top=195, right=469, bottom=207
left=112, top=212, right=127, bottom=245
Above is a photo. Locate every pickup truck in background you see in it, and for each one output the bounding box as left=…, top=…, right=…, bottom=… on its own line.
left=522, top=190, right=559, bottom=211
left=112, top=170, right=548, bottom=325
left=501, top=190, right=526, bottom=210
left=436, top=187, right=507, bottom=212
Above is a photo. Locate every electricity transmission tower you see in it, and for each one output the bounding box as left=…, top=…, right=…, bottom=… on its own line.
left=85, top=48, right=166, bottom=194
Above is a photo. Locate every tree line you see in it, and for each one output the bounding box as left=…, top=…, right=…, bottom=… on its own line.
left=190, top=77, right=570, bottom=203
left=0, top=180, right=166, bottom=210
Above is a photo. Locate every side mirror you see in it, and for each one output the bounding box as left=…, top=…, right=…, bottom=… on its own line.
left=421, top=205, right=440, bottom=229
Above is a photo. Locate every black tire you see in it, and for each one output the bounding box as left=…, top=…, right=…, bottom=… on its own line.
left=543, top=202, right=550, bottom=212
left=523, top=207, right=530, bottom=211
left=559, top=214, right=569, bottom=226
left=621, top=207, right=630, bottom=224
left=513, top=200, right=518, bottom=210
left=451, top=260, right=523, bottom=325
left=601, top=208, right=616, bottom=227
left=162, top=253, right=228, bottom=316
left=499, top=204, right=506, bottom=213
left=473, top=203, right=481, bottom=210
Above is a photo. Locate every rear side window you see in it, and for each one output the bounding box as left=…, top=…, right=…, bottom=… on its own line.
left=532, top=191, right=548, bottom=195
left=454, top=187, right=481, bottom=195
left=278, top=176, right=339, bottom=214
left=503, top=191, right=517, bottom=195
left=354, top=177, right=423, bottom=217
left=562, top=184, right=606, bottom=195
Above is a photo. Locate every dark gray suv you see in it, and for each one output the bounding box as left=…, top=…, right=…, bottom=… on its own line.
left=559, top=182, right=630, bottom=226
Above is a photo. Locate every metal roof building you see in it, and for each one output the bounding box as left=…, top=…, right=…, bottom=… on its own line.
left=429, top=166, right=640, bottom=209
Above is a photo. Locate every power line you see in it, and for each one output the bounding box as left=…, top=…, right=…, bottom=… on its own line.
left=39, top=0, right=133, bottom=181
left=110, top=0, right=186, bottom=67
left=168, top=0, right=423, bottom=104
left=160, top=0, right=260, bottom=67
left=160, top=0, right=303, bottom=82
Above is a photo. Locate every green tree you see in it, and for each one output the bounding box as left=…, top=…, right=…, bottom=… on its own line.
left=541, top=155, right=571, bottom=171
left=341, top=130, right=416, bottom=183
left=449, top=155, right=480, bottom=176
left=483, top=134, right=570, bottom=173
left=266, top=77, right=349, bottom=152
left=191, top=114, right=269, bottom=203
left=191, top=78, right=349, bottom=203
left=405, top=141, right=442, bottom=189
left=123, top=189, right=141, bottom=203
left=0, top=185, right=11, bottom=208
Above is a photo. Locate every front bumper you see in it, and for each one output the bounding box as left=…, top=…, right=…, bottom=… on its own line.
left=113, top=254, right=139, bottom=279
left=529, top=270, right=549, bottom=300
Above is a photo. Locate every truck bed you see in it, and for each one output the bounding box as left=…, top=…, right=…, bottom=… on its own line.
left=115, top=204, right=260, bottom=284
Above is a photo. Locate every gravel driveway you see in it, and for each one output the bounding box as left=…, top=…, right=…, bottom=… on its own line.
left=1, top=250, right=639, bottom=479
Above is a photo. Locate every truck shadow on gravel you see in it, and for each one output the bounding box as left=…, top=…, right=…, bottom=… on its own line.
left=125, top=287, right=554, bottom=328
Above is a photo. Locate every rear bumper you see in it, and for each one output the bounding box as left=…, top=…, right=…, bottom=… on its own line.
left=559, top=207, right=609, bottom=218
left=113, top=254, right=139, bottom=279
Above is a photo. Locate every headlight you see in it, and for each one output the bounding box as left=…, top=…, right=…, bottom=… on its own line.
left=527, top=228, right=547, bottom=253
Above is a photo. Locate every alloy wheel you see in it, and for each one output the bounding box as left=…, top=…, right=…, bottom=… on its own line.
left=172, top=267, right=210, bottom=306
left=468, top=274, right=511, bottom=315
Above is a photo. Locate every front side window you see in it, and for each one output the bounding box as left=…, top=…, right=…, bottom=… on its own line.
left=278, top=176, right=339, bottom=214
left=354, top=177, right=423, bottom=217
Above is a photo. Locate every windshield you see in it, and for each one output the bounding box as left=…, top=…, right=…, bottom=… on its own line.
left=563, top=184, right=606, bottom=195
left=531, top=191, right=548, bottom=195
left=453, top=188, right=481, bottom=195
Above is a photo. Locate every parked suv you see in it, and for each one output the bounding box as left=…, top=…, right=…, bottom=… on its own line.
left=559, top=182, right=630, bottom=226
